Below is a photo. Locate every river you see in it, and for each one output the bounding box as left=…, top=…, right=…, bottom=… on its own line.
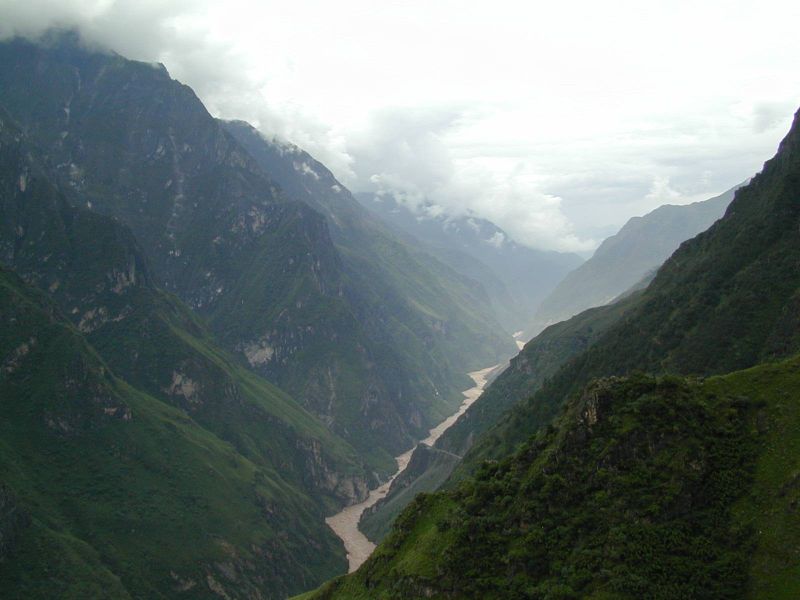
left=324, top=364, right=499, bottom=573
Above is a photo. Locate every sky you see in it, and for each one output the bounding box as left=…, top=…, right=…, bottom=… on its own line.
left=1, top=0, right=799, bottom=252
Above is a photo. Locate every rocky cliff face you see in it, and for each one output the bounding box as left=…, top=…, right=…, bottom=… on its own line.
left=0, top=108, right=368, bottom=511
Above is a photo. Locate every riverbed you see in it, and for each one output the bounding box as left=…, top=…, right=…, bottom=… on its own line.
left=324, top=364, right=499, bottom=573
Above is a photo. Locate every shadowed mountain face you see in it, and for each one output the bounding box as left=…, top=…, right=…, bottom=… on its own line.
left=0, top=112, right=369, bottom=598
left=222, top=118, right=517, bottom=441
left=530, top=184, right=740, bottom=336
left=303, top=109, right=800, bottom=599
left=354, top=191, right=583, bottom=333
left=0, top=267, right=356, bottom=599
left=0, top=35, right=514, bottom=475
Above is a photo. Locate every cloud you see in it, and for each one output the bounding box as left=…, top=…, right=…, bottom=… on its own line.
left=345, top=107, right=595, bottom=252
left=752, top=101, right=796, bottom=134
left=0, top=1, right=797, bottom=252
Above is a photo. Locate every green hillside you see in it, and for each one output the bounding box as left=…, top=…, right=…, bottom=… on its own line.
left=460, top=108, right=800, bottom=472
left=0, top=269, right=347, bottom=598
left=307, top=355, right=800, bottom=599
left=298, top=109, right=800, bottom=598
left=359, top=295, right=640, bottom=542
left=530, top=184, right=739, bottom=335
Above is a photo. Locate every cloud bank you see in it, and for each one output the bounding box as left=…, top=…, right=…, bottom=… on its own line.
left=1, top=0, right=798, bottom=252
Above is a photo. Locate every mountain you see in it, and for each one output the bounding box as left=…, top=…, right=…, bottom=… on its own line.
left=221, top=118, right=518, bottom=447
left=307, top=357, right=800, bottom=599
left=459, top=109, right=800, bottom=475
left=300, top=109, right=800, bottom=598
left=0, top=34, right=514, bottom=475
left=355, top=192, right=583, bottom=333
left=358, top=294, right=640, bottom=542
left=530, top=184, right=740, bottom=335
left=0, top=105, right=377, bottom=597
left=0, top=266, right=352, bottom=599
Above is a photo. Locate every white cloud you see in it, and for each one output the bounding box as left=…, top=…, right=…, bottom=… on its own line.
left=0, top=0, right=798, bottom=250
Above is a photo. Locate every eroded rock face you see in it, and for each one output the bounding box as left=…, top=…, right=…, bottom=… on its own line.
left=298, top=438, right=369, bottom=505
left=241, top=339, right=275, bottom=367
left=1, top=337, right=35, bottom=374
left=166, top=370, right=201, bottom=404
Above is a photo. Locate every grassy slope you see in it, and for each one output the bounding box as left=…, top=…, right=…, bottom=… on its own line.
left=359, top=444, right=460, bottom=542
left=444, top=293, right=641, bottom=462
left=0, top=270, right=345, bottom=599
left=303, top=355, right=800, bottom=599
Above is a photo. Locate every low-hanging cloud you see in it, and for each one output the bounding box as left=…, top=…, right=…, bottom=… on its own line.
left=346, top=106, right=595, bottom=251
left=1, top=0, right=797, bottom=253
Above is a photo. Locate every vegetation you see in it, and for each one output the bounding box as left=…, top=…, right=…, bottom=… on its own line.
left=359, top=296, right=640, bottom=543
left=305, top=356, right=800, bottom=599
left=359, top=444, right=460, bottom=542
left=0, top=269, right=347, bottom=598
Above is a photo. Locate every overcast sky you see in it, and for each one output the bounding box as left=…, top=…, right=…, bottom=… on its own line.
left=1, top=0, right=799, bottom=252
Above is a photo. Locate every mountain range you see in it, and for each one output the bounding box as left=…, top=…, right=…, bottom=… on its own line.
left=301, top=108, right=800, bottom=598
left=529, top=184, right=741, bottom=335
left=2, top=29, right=799, bottom=600
left=356, top=192, right=583, bottom=333
left=0, top=33, right=520, bottom=598
left=0, top=34, right=516, bottom=478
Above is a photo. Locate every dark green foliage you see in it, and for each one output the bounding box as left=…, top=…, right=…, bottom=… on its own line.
left=358, top=294, right=641, bottom=543
left=306, top=356, right=800, bottom=599
left=438, top=375, right=757, bottom=599
left=443, top=293, right=641, bottom=468
left=0, top=269, right=346, bottom=598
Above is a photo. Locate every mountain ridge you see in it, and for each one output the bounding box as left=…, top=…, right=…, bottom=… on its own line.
left=0, top=34, right=514, bottom=475
left=300, top=107, right=800, bottom=598
left=530, top=184, right=741, bottom=335
left=355, top=191, right=583, bottom=333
